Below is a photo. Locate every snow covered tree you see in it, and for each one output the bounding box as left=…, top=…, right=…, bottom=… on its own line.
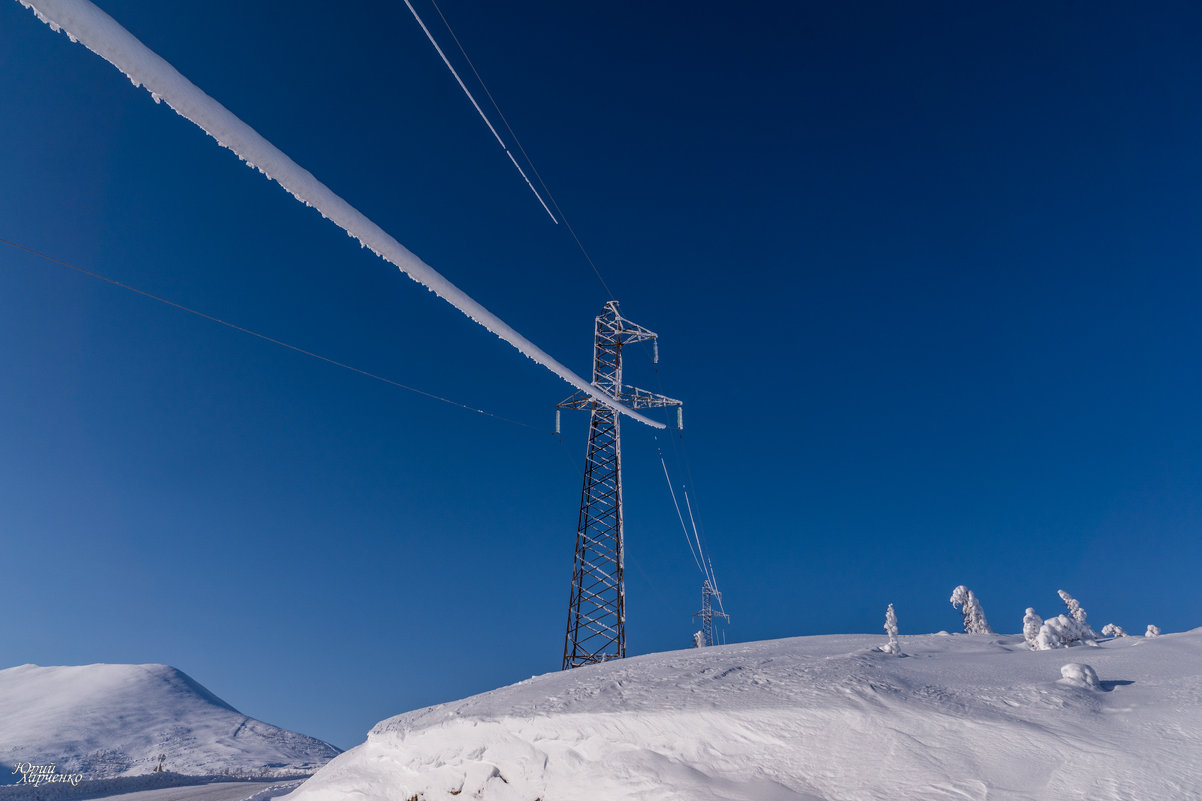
left=950, top=586, right=993, bottom=634
left=1023, top=608, right=1044, bottom=649
left=1057, top=590, right=1097, bottom=638
left=1101, top=623, right=1127, bottom=638
left=1033, top=614, right=1096, bottom=650
left=1145, top=625, right=1161, bottom=638
left=693, top=631, right=705, bottom=648
left=881, top=603, right=902, bottom=655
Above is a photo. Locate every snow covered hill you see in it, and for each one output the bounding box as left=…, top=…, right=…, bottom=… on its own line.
left=0, top=664, right=338, bottom=780
left=286, top=629, right=1202, bottom=801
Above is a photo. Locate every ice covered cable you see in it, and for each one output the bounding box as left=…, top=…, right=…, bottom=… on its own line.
left=18, top=0, right=663, bottom=429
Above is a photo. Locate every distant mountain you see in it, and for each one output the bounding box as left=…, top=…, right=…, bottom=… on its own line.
left=0, top=664, right=338, bottom=780
left=288, top=629, right=1202, bottom=801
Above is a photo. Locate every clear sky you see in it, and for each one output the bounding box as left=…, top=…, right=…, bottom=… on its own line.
left=2, top=1, right=1201, bottom=751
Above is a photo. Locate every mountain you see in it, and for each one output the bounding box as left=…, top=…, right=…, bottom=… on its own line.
left=285, top=629, right=1202, bottom=801
left=0, top=664, right=338, bottom=779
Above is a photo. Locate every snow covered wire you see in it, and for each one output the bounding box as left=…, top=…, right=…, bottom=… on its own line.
left=400, top=0, right=557, bottom=223
left=659, top=453, right=705, bottom=577
left=18, top=0, right=663, bottom=429
left=683, top=488, right=716, bottom=590
left=949, top=586, right=993, bottom=634
left=423, top=0, right=617, bottom=302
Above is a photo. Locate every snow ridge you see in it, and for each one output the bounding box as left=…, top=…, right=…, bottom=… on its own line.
left=287, top=630, right=1202, bottom=801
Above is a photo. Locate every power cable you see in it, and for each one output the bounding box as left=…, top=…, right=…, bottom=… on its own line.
left=425, top=0, right=617, bottom=301
left=656, top=442, right=706, bottom=578
left=1, top=235, right=538, bottom=430
left=401, top=0, right=558, bottom=224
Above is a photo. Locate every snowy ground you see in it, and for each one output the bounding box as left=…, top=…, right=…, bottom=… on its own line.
left=86, top=780, right=302, bottom=801
left=0, top=776, right=304, bottom=801
left=286, top=629, right=1202, bottom=801
left=0, top=664, right=338, bottom=779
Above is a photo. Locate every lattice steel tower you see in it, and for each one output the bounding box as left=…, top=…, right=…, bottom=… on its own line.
left=693, top=579, right=730, bottom=647
left=556, top=301, right=681, bottom=670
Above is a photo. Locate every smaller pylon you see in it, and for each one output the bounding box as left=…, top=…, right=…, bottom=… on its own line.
left=693, top=579, right=730, bottom=647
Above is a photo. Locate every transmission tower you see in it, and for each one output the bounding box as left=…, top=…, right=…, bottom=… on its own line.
left=693, top=579, right=730, bottom=647
left=556, top=301, right=681, bottom=670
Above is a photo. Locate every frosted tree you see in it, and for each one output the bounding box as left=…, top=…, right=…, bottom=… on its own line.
left=1033, top=614, right=1096, bottom=650
left=881, top=603, right=902, bottom=655
left=1057, top=590, right=1097, bottom=638
left=1145, top=625, right=1161, bottom=638
left=692, top=631, right=705, bottom=648
left=1101, top=623, right=1127, bottom=638
left=1023, top=608, right=1044, bottom=649
left=950, top=586, right=994, bottom=634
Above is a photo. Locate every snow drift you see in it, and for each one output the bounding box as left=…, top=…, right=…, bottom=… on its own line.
left=0, top=664, right=338, bottom=779
left=286, top=629, right=1202, bottom=801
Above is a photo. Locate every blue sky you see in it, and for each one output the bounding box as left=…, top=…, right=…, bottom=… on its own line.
left=2, top=1, right=1201, bottom=750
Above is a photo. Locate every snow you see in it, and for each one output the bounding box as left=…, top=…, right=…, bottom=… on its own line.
left=1034, top=614, right=1098, bottom=650
left=880, top=603, right=901, bottom=655
left=17, top=0, right=661, bottom=430
left=283, top=628, right=1202, bottom=800
left=0, top=778, right=300, bottom=801
left=1057, top=590, right=1097, bottom=638
left=1058, top=663, right=1101, bottom=690
left=89, top=780, right=301, bottom=801
left=1022, top=607, right=1044, bottom=649
left=0, top=664, right=338, bottom=780
left=949, top=585, right=993, bottom=634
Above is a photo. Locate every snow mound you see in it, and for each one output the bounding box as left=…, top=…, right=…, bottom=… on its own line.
left=0, top=664, right=338, bottom=779
left=286, top=630, right=1202, bottom=801
left=1058, top=663, right=1101, bottom=690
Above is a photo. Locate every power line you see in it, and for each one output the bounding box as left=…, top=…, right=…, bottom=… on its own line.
left=425, top=0, right=617, bottom=301
left=658, top=447, right=706, bottom=578
left=401, top=0, right=558, bottom=224
left=0, top=235, right=538, bottom=430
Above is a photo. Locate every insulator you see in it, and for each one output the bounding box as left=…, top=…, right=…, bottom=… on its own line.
left=555, top=408, right=561, bottom=435
left=677, top=406, right=683, bottom=430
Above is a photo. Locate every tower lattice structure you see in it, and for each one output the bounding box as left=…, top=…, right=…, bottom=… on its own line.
left=693, top=579, right=730, bottom=647
left=557, top=301, right=681, bottom=670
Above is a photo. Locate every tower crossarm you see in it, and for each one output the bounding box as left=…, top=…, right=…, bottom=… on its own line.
left=555, top=389, right=596, bottom=411
left=557, top=385, right=680, bottom=409
left=598, top=300, right=659, bottom=347
left=557, top=384, right=681, bottom=428
left=621, top=385, right=681, bottom=410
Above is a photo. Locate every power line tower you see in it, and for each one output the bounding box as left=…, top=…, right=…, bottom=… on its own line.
left=556, top=301, right=681, bottom=670
left=693, top=578, right=730, bottom=647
